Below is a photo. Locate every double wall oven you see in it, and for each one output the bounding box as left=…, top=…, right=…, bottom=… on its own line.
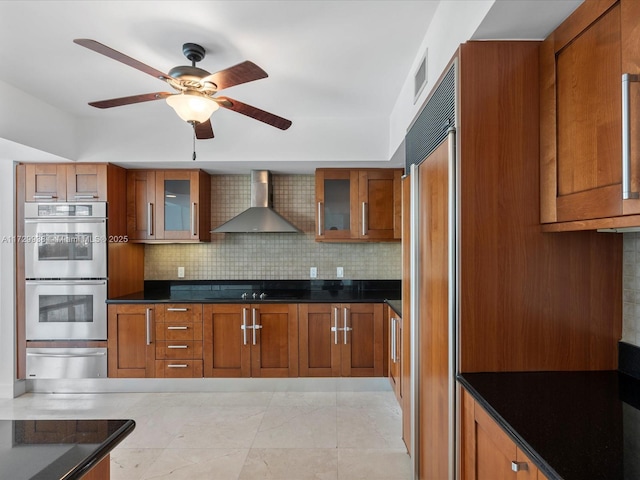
left=24, top=202, right=108, bottom=378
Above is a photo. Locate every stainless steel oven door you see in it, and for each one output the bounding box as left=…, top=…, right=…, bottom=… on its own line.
left=24, top=203, right=107, bottom=279
left=25, top=280, right=107, bottom=340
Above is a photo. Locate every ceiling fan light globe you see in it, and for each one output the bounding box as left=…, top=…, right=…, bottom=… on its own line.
left=166, top=93, right=219, bottom=124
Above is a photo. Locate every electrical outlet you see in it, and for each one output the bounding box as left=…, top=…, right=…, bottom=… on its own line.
left=336, top=267, right=344, bottom=278
left=310, top=267, right=318, bottom=278
left=178, top=266, right=185, bottom=278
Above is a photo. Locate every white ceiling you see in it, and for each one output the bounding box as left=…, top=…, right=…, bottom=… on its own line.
left=0, top=0, right=581, bottom=174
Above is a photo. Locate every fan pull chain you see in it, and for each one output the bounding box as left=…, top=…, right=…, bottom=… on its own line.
left=192, top=126, right=197, bottom=161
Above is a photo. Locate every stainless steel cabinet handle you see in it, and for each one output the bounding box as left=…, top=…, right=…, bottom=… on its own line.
left=362, top=202, right=368, bottom=236
left=242, top=308, right=248, bottom=345
left=147, top=202, right=154, bottom=236
left=167, top=364, right=188, bottom=368
left=317, top=202, right=323, bottom=236
left=511, top=461, right=528, bottom=472
left=32, top=195, right=57, bottom=199
left=252, top=308, right=262, bottom=345
left=167, top=345, right=188, bottom=349
left=167, top=308, right=188, bottom=312
left=343, top=307, right=352, bottom=344
left=331, top=306, right=339, bottom=345
left=167, top=326, right=188, bottom=330
left=74, top=194, right=98, bottom=199
left=146, top=308, right=153, bottom=345
left=391, top=317, right=397, bottom=363
left=191, top=202, right=197, bottom=236
left=622, top=73, right=640, bottom=199
left=26, top=280, right=106, bottom=286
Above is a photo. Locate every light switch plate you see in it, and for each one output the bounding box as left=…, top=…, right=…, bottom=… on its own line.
left=310, top=267, right=318, bottom=278
left=337, top=267, right=344, bottom=278
left=178, top=266, right=185, bottom=278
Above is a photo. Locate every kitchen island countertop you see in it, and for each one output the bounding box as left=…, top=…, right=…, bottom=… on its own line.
left=0, top=419, right=134, bottom=480
left=458, top=370, right=640, bottom=480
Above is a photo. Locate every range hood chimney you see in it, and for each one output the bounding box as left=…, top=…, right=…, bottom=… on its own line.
left=211, top=170, right=302, bottom=233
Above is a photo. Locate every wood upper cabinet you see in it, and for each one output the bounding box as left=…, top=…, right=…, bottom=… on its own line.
left=461, top=388, right=547, bottom=480
left=298, top=303, right=384, bottom=377
left=540, top=0, right=640, bottom=229
left=203, top=304, right=298, bottom=378
left=24, top=163, right=108, bottom=202
left=107, top=304, right=157, bottom=378
left=126, top=169, right=211, bottom=242
left=67, top=164, right=108, bottom=201
left=315, top=168, right=402, bottom=242
left=24, top=164, right=67, bottom=202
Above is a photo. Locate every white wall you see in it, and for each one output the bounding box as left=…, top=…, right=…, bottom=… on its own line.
left=0, top=80, right=77, bottom=162
left=388, top=0, right=494, bottom=157
left=0, top=162, right=22, bottom=398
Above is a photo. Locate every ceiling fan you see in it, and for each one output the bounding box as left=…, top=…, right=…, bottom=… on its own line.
left=73, top=39, right=292, bottom=140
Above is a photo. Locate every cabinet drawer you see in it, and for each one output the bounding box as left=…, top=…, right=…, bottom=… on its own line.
left=161, top=304, right=198, bottom=323
left=155, top=341, right=202, bottom=360
left=155, top=360, right=203, bottom=378
left=155, top=322, right=203, bottom=341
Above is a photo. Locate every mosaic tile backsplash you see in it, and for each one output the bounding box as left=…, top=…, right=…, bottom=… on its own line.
left=145, top=174, right=401, bottom=281
left=624, top=233, right=640, bottom=347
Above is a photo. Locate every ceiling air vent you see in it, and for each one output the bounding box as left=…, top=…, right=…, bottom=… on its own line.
left=414, top=51, right=427, bottom=104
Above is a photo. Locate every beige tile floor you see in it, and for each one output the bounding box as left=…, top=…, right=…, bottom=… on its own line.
left=0, top=390, right=411, bottom=480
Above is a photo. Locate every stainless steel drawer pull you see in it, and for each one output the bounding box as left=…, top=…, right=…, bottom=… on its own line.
left=74, top=194, right=98, bottom=199
left=167, top=326, right=188, bottom=330
left=33, top=195, right=57, bottom=199
left=252, top=308, right=262, bottom=346
left=26, top=352, right=106, bottom=358
left=242, top=308, right=248, bottom=345
left=166, top=308, right=188, bottom=312
left=622, top=73, right=640, bottom=200
left=167, top=364, right=188, bottom=368
left=167, top=345, right=188, bottom=349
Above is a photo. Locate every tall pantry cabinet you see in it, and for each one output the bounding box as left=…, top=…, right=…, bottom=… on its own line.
left=404, top=41, right=622, bottom=479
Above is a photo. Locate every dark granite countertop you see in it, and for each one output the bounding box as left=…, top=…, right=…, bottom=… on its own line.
left=458, top=371, right=640, bottom=480
left=107, top=279, right=401, bottom=304
left=0, top=419, right=134, bottom=480
left=386, top=299, right=402, bottom=316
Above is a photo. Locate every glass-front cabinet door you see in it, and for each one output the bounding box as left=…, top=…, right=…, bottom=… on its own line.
left=315, top=169, right=359, bottom=240
left=155, top=171, right=200, bottom=241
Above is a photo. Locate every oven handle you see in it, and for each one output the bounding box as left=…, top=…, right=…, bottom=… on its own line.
left=24, top=218, right=106, bottom=224
left=26, top=352, right=106, bottom=358
left=25, top=280, right=106, bottom=286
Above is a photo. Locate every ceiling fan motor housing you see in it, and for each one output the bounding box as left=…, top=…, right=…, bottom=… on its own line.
left=183, top=43, right=205, bottom=64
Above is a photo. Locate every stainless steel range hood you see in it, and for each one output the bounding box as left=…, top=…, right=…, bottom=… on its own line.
left=211, top=170, right=302, bottom=233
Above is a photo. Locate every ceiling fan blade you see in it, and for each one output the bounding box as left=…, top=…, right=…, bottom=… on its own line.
left=201, top=61, right=268, bottom=91
left=88, top=92, right=172, bottom=109
left=215, top=96, right=292, bottom=130
left=195, top=120, right=214, bottom=139
left=74, top=39, right=171, bottom=81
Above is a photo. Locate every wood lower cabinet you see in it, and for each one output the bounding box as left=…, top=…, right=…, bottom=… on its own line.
left=461, top=388, right=547, bottom=480
left=298, top=303, right=384, bottom=377
left=154, top=304, right=203, bottom=378
left=203, top=304, right=298, bottom=378
left=107, top=304, right=156, bottom=378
